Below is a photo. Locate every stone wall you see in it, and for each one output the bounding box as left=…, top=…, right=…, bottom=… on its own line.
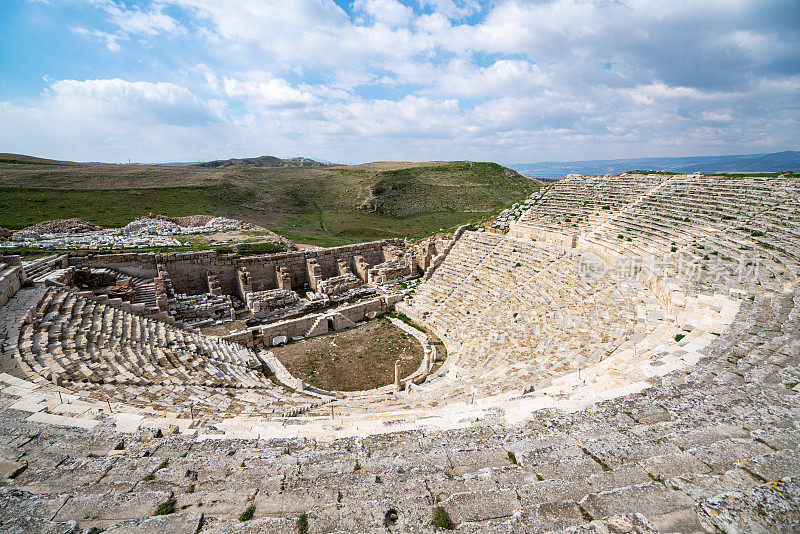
left=225, top=294, right=402, bottom=348
left=0, top=255, right=22, bottom=267
left=159, top=251, right=234, bottom=295
left=508, top=226, right=578, bottom=248
left=0, top=264, right=24, bottom=308
left=69, top=252, right=159, bottom=279
left=236, top=240, right=399, bottom=294
left=69, top=239, right=404, bottom=297
left=421, top=224, right=470, bottom=281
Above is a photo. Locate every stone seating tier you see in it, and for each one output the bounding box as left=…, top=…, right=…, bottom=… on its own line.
left=0, top=286, right=321, bottom=419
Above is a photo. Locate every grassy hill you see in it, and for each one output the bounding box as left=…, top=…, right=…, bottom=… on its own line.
left=0, top=155, right=540, bottom=246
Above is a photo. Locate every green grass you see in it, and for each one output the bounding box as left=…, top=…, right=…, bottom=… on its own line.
left=577, top=504, right=594, bottom=522
left=239, top=504, right=255, bottom=521
left=581, top=447, right=611, bottom=471
left=0, top=186, right=229, bottom=230
left=432, top=506, right=455, bottom=530
left=0, top=160, right=539, bottom=247
left=154, top=498, right=176, bottom=516
left=297, top=513, right=309, bottom=534
left=235, top=242, right=285, bottom=254
left=390, top=311, right=427, bottom=333
left=0, top=157, right=60, bottom=165
left=279, top=210, right=491, bottom=246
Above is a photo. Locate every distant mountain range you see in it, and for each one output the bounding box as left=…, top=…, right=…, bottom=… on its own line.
left=508, top=150, right=800, bottom=178
left=196, top=155, right=328, bottom=168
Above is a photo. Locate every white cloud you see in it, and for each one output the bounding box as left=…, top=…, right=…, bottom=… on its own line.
left=354, top=0, right=413, bottom=26
left=72, top=27, right=126, bottom=52
left=433, top=59, right=550, bottom=97
left=222, top=76, right=318, bottom=108
left=701, top=111, right=735, bottom=122
left=43, top=78, right=223, bottom=126
left=171, top=0, right=347, bottom=42
left=419, top=0, right=482, bottom=19
left=326, top=95, right=462, bottom=137
left=628, top=83, right=716, bottom=106
left=0, top=79, right=225, bottom=162
left=90, top=0, right=184, bottom=36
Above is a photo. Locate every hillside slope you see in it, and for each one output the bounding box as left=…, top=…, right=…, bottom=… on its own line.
left=196, top=154, right=328, bottom=168
left=0, top=156, right=539, bottom=245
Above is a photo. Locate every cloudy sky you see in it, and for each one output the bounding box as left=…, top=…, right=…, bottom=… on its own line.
left=1, top=0, right=798, bottom=164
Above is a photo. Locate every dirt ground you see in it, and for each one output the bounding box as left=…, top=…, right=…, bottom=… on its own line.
left=201, top=319, right=249, bottom=337
left=270, top=317, right=423, bottom=391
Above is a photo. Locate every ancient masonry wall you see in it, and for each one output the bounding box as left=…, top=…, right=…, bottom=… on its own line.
left=224, top=294, right=402, bottom=348
left=70, top=252, right=159, bottom=279
left=0, top=255, right=23, bottom=267
left=508, top=226, right=578, bottom=248
left=421, top=224, right=470, bottom=281
left=161, top=251, right=235, bottom=295
left=0, top=264, right=25, bottom=308
left=69, top=239, right=403, bottom=296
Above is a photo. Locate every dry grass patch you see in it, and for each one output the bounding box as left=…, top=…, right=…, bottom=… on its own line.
left=270, top=317, right=423, bottom=391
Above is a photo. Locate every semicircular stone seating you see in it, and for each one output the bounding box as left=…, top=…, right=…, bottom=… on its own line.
left=0, top=285, right=325, bottom=422
left=0, top=173, right=799, bottom=532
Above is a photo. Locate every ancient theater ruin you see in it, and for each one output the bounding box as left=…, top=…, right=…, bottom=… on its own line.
left=0, top=173, right=799, bottom=532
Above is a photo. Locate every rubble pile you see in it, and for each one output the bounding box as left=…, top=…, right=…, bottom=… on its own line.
left=2, top=216, right=241, bottom=251
left=124, top=217, right=240, bottom=235
left=491, top=201, right=530, bottom=232
left=21, top=218, right=103, bottom=235
left=123, top=218, right=182, bottom=235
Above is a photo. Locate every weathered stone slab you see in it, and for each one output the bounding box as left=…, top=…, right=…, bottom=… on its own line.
left=580, top=483, right=695, bottom=521
left=695, top=476, right=800, bottom=533
left=638, top=451, right=711, bottom=480
left=176, top=488, right=256, bottom=518
left=517, top=478, right=594, bottom=505
left=689, top=438, right=771, bottom=473
left=0, top=459, right=26, bottom=480
left=549, top=513, right=659, bottom=533
left=53, top=490, right=174, bottom=524
left=198, top=516, right=296, bottom=533
left=252, top=487, right=336, bottom=518
left=440, top=488, right=520, bottom=524
left=586, top=463, right=651, bottom=493
left=0, top=516, right=79, bottom=534
left=0, top=488, right=70, bottom=522
left=101, top=512, right=203, bottom=534
left=519, top=500, right=585, bottom=531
